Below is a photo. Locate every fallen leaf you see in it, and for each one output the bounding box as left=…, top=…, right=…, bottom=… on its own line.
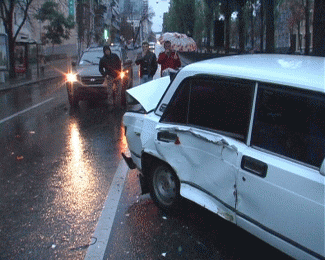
left=16, top=156, right=24, bottom=160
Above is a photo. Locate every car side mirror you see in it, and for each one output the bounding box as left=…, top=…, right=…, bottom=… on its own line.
left=72, top=61, right=77, bottom=67
left=320, top=159, right=325, bottom=176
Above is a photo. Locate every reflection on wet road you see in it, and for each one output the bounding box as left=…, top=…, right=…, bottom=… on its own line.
left=0, top=81, right=127, bottom=259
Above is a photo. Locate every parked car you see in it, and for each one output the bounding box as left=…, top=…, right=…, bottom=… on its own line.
left=122, top=54, right=325, bottom=260
left=65, top=47, right=133, bottom=107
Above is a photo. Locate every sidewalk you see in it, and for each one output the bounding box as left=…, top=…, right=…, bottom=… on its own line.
left=0, top=58, right=71, bottom=91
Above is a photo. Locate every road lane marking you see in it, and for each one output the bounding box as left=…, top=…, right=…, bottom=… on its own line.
left=85, top=159, right=129, bottom=260
left=0, top=98, right=54, bottom=124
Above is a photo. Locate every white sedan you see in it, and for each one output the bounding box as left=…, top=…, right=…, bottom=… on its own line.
left=122, top=54, right=325, bottom=260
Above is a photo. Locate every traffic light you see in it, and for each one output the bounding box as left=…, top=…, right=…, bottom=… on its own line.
left=104, top=29, right=109, bottom=40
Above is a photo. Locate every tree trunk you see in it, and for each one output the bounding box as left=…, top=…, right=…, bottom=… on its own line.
left=251, top=0, right=255, bottom=51
left=304, top=0, right=310, bottom=55
left=225, top=1, right=231, bottom=54
left=8, top=37, right=16, bottom=79
left=312, top=0, right=324, bottom=56
left=265, top=0, right=275, bottom=53
left=238, top=6, right=245, bottom=53
left=205, top=5, right=213, bottom=53
left=260, top=0, right=264, bottom=52
left=298, top=22, right=301, bottom=52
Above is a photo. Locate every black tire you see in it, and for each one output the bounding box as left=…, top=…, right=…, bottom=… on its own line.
left=149, top=164, right=181, bottom=212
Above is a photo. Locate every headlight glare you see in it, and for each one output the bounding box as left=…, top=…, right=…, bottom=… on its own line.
left=66, top=73, right=78, bottom=82
left=120, top=71, right=126, bottom=79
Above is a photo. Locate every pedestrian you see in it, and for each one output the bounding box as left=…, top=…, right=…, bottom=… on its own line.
left=99, top=45, right=121, bottom=106
left=157, top=40, right=181, bottom=77
left=135, top=41, right=158, bottom=84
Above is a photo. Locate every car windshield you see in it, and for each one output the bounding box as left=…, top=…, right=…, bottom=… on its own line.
left=79, top=51, right=102, bottom=65
left=79, top=50, right=122, bottom=66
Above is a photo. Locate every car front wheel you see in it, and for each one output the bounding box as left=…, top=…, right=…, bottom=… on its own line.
left=149, top=164, right=180, bottom=212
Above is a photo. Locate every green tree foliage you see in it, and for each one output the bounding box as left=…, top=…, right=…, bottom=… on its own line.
left=35, top=1, right=75, bottom=46
left=193, top=0, right=206, bottom=49
left=162, top=0, right=196, bottom=36
left=204, top=0, right=215, bottom=51
left=0, top=0, right=34, bottom=78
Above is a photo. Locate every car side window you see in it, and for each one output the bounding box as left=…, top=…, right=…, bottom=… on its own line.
left=251, top=84, right=325, bottom=168
left=160, top=79, right=190, bottom=125
left=187, top=78, right=254, bottom=142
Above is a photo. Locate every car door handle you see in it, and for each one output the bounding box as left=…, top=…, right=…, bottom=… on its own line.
left=157, top=131, right=178, bottom=143
left=241, top=156, right=268, bottom=178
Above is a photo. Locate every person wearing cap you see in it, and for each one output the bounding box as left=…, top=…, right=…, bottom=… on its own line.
left=99, top=45, right=121, bottom=106
left=135, top=41, right=158, bottom=84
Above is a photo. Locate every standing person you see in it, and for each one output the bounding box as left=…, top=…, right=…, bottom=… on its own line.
left=99, top=45, right=121, bottom=106
left=135, top=41, right=158, bottom=84
left=157, top=40, right=181, bottom=77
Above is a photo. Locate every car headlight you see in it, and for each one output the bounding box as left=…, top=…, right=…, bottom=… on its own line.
left=120, top=70, right=126, bottom=79
left=121, top=70, right=128, bottom=79
left=66, top=73, right=78, bottom=83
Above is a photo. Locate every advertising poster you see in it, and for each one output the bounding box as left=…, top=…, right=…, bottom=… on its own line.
left=0, top=34, right=9, bottom=71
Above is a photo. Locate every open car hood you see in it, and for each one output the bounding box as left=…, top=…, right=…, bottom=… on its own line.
left=126, top=76, right=170, bottom=112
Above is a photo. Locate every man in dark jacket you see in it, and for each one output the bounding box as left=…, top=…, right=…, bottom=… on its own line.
left=135, top=42, right=158, bottom=84
left=99, top=45, right=121, bottom=106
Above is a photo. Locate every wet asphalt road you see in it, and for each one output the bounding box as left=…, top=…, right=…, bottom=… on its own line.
left=0, top=79, right=127, bottom=259
left=0, top=50, right=292, bottom=260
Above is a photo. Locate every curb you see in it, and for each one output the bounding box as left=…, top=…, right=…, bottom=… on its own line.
left=84, top=159, right=129, bottom=260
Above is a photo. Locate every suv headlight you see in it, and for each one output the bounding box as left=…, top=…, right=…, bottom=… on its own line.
left=66, top=73, right=78, bottom=83
left=120, top=70, right=126, bottom=79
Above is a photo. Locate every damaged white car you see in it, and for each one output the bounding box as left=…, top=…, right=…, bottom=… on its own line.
left=122, top=54, right=325, bottom=260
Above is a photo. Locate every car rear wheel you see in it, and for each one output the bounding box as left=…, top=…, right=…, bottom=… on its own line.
left=149, top=164, right=180, bottom=212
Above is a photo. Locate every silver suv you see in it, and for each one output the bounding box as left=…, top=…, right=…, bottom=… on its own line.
left=66, top=46, right=133, bottom=107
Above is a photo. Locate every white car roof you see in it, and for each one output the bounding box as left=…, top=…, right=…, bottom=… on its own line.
left=181, top=54, right=325, bottom=93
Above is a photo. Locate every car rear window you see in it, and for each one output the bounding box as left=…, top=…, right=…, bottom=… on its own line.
left=252, top=84, right=325, bottom=168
